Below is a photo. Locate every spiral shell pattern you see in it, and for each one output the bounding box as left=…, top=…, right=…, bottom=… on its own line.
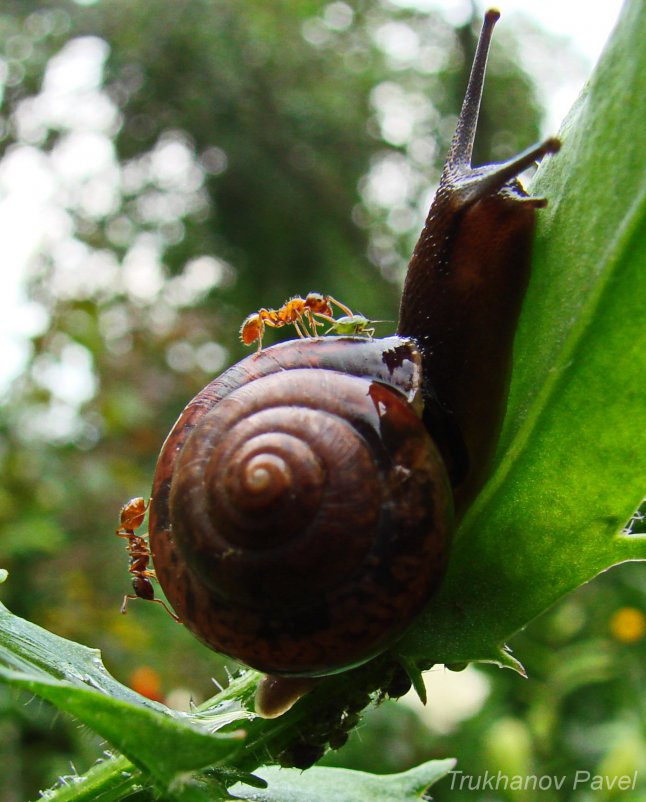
left=150, top=337, right=452, bottom=675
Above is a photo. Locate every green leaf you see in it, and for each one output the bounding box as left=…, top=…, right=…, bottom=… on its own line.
left=38, top=754, right=137, bottom=802
left=0, top=600, right=253, bottom=790
left=229, top=759, right=456, bottom=802
left=400, top=0, right=646, bottom=667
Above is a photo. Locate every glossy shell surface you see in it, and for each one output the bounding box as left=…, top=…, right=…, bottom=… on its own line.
left=149, top=336, right=452, bottom=675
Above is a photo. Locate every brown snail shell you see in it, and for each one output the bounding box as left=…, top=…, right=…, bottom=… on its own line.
left=149, top=336, right=453, bottom=676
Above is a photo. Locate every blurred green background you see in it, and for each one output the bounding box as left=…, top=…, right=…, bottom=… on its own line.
left=0, top=1, right=643, bottom=800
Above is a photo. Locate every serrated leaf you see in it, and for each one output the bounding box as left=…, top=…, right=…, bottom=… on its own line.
left=37, top=754, right=136, bottom=802
left=400, top=0, right=646, bottom=667
left=0, top=600, right=252, bottom=787
left=229, top=759, right=456, bottom=802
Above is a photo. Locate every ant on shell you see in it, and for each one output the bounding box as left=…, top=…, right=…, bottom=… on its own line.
left=240, top=292, right=354, bottom=352
left=116, top=497, right=180, bottom=622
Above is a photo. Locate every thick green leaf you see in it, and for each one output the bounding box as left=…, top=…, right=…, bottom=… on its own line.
left=0, top=598, right=165, bottom=709
left=229, top=759, right=456, bottom=802
left=400, top=0, right=646, bottom=667
left=0, top=600, right=252, bottom=788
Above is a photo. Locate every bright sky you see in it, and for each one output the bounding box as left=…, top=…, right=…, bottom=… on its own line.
left=389, top=0, right=625, bottom=129
left=0, top=0, right=625, bottom=396
left=472, top=0, right=624, bottom=129
left=490, top=0, right=623, bottom=59
left=402, top=0, right=623, bottom=63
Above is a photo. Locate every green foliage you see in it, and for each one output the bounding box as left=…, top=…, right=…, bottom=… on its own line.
left=0, top=0, right=643, bottom=800
left=229, top=760, right=456, bottom=801
left=0, top=598, right=455, bottom=799
left=0, top=602, right=250, bottom=782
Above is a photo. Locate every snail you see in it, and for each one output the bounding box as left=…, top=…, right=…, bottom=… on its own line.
left=142, top=10, right=559, bottom=715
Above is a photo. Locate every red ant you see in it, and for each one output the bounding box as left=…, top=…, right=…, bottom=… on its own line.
left=116, top=497, right=180, bottom=622
left=240, top=292, right=353, bottom=352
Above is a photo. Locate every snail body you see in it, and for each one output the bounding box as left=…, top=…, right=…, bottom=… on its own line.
left=146, top=10, right=558, bottom=685
left=398, top=9, right=559, bottom=509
